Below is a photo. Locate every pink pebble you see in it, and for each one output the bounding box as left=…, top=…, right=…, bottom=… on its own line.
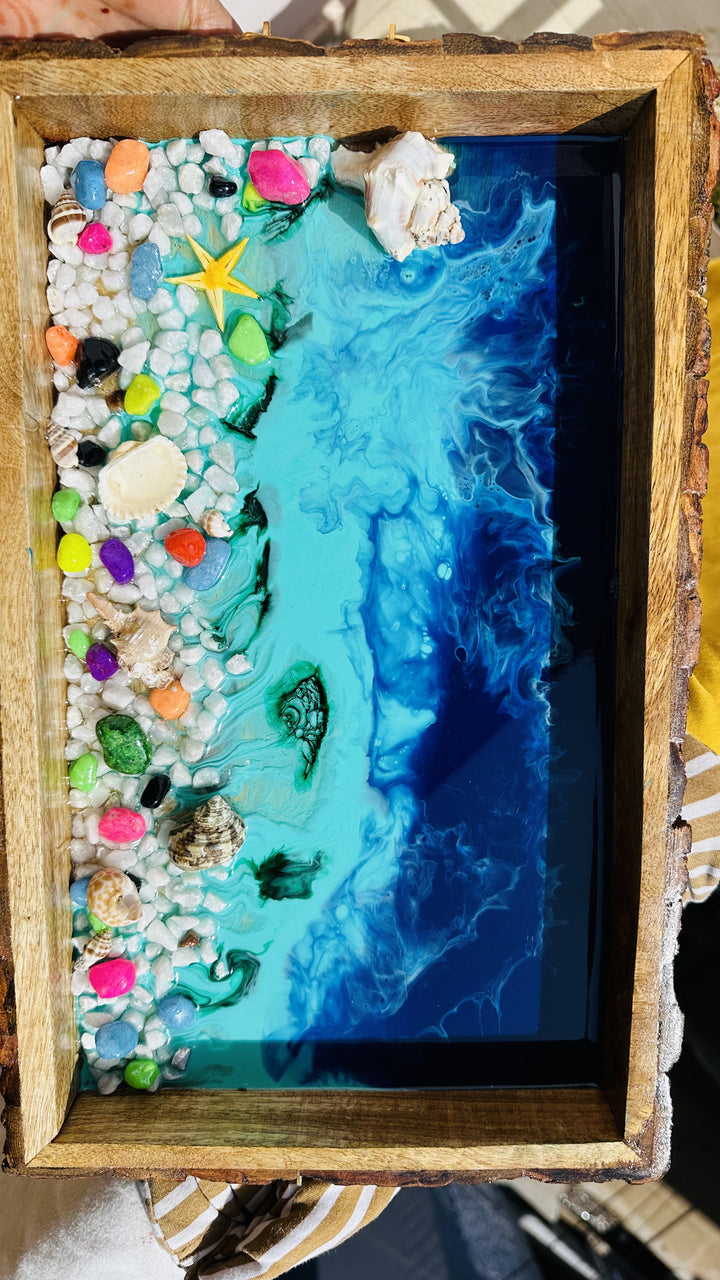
left=89, top=957, right=136, bottom=999
left=77, top=222, right=113, bottom=254
left=98, top=807, right=146, bottom=844
left=247, top=150, right=310, bottom=206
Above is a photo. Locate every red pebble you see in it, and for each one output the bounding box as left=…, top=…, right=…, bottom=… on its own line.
left=165, top=527, right=206, bottom=567
left=98, top=807, right=146, bottom=844
left=89, top=957, right=136, bottom=999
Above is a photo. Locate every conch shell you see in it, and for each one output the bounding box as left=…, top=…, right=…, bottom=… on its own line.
left=48, top=189, right=87, bottom=245
left=74, top=929, right=113, bottom=970
left=86, top=867, right=142, bottom=928
left=98, top=436, right=187, bottom=522
left=331, top=131, right=464, bottom=262
left=169, top=795, right=246, bottom=871
left=200, top=509, right=232, bottom=539
left=45, top=421, right=79, bottom=468
left=86, top=594, right=176, bottom=688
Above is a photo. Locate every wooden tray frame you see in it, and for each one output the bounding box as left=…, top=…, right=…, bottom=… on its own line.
left=0, top=29, right=718, bottom=1184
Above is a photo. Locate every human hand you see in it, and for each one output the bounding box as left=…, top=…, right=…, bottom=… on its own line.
left=1, top=0, right=239, bottom=38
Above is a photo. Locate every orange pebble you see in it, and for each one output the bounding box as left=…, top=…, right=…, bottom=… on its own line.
left=105, top=139, right=150, bottom=194
left=46, top=325, right=78, bottom=366
left=149, top=680, right=191, bottom=721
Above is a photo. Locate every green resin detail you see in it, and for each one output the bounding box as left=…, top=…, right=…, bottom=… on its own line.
left=69, top=753, right=98, bottom=792
left=267, top=663, right=329, bottom=784
left=242, top=179, right=267, bottom=212
left=124, top=1058, right=159, bottom=1090
left=52, top=488, right=81, bottom=522
left=250, top=850, right=323, bottom=902
left=96, top=714, right=153, bottom=775
left=222, top=375, right=277, bottom=440
left=67, top=628, right=92, bottom=660
left=228, top=314, right=271, bottom=366
left=176, top=949, right=260, bottom=1013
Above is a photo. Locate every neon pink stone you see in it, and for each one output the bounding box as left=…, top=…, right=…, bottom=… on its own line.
left=98, top=807, right=146, bottom=844
left=77, top=223, right=113, bottom=254
left=89, top=957, right=136, bottom=998
left=247, top=150, right=310, bottom=205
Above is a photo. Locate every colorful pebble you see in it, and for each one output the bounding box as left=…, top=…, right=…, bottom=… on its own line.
left=228, top=313, right=270, bottom=366
left=242, top=179, right=268, bottom=213
left=183, top=537, right=231, bottom=592
left=141, top=773, right=171, bottom=809
left=98, top=807, right=146, bottom=844
left=208, top=176, right=238, bottom=198
left=77, top=337, right=120, bottom=390
left=71, top=159, right=107, bottom=209
left=57, top=532, right=92, bottom=574
left=97, top=714, right=153, bottom=774
left=46, top=325, right=78, bottom=365
left=124, top=374, right=160, bottom=416
left=124, top=1058, right=159, bottom=1090
left=157, top=993, right=196, bottom=1029
left=68, top=752, right=98, bottom=792
left=52, top=488, right=81, bottom=522
left=105, top=139, right=150, bottom=194
left=89, top=957, right=136, bottom=998
left=77, top=439, right=107, bottom=468
left=95, top=1019, right=139, bottom=1059
left=130, top=242, right=164, bottom=300
left=247, top=149, right=310, bottom=205
left=85, top=642, right=119, bottom=682
left=88, top=911, right=106, bottom=933
left=67, top=628, right=92, bottom=660
left=77, top=222, right=113, bottom=255
left=69, top=877, right=91, bottom=907
left=149, top=680, right=191, bottom=721
left=164, top=526, right=206, bottom=568
left=100, top=538, right=135, bottom=584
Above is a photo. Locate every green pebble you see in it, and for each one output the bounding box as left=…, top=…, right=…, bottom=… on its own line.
left=124, top=1058, right=159, bottom=1090
left=124, top=374, right=160, bottom=416
left=88, top=911, right=107, bottom=933
left=67, top=629, right=92, bottom=660
left=69, top=753, right=98, bottom=792
left=97, top=713, right=153, bottom=775
left=228, top=314, right=270, bottom=366
left=242, top=179, right=267, bottom=213
left=52, top=488, right=81, bottom=522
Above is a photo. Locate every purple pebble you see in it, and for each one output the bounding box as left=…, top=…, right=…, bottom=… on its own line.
left=86, top=642, right=119, bottom=681
left=100, top=538, right=135, bottom=585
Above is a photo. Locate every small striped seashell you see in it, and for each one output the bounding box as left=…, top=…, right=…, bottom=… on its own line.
left=45, top=420, right=78, bottom=468
left=48, top=189, right=87, bottom=246
left=86, top=867, right=143, bottom=928
left=200, top=509, right=232, bottom=539
left=74, top=929, right=113, bottom=971
left=169, top=795, right=246, bottom=871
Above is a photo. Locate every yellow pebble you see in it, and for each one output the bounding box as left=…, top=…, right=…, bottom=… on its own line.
left=124, top=374, right=160, bottom=416
left=57, top=532, right=92, bottom=574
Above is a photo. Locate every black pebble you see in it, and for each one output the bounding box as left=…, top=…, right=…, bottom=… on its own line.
left=77, top=337, right=120, bottom=390
left=77, top=438, right=107, bottom=468
left=141, top=773, right=171, bottom=809
left=126, top=872, right=142, bottom=890
left=208, top=177, right=238, bottom=198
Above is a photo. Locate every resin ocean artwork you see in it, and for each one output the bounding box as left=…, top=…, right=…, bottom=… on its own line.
left=43, top=128, right=624, bottom=1092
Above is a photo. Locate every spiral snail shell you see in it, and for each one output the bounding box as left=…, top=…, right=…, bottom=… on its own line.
left=74, top=929, right=113, bottom=971
left=48, top=189, right=87, bottom=246
left=86, top=867, right=143, bottom=928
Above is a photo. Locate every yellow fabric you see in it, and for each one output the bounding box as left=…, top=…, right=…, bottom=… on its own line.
left=688, top=257, right=720, bottom=751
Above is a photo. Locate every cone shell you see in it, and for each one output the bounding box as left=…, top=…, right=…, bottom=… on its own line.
left=48, top=189, right=87, bottom=245
left=86, top=595, right=176, bottom=688
left=98, top=436, right=187, bottom=522
left=169, top=795, right=246, bottom=871
left=200, top=509, right=232, bottom=539
left=74, top=930, right=113, bottom=970
left=86, top=867, right=143, bottom=927
left=45, top=421, right=78, bottom=468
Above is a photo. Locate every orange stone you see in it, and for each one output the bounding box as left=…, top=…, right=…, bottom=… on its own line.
left=149, top=680, right=191, bottom=721
left=105, top=139, right=150, bottom=194
left=46, top=325, right=78, bottom=365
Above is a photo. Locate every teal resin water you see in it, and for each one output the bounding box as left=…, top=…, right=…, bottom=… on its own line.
left=76, top=134, right=624, bottom=1090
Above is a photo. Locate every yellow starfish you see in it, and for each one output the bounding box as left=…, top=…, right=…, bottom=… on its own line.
left=166, top=235, right=259, bottom=330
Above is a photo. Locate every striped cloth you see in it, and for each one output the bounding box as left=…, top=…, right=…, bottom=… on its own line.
left=682, top=734, right=720, bottom=903
left=143, top=1176, right=397, bottom=1278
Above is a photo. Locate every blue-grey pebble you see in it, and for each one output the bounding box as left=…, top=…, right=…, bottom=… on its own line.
left=157, top=993, right=196, bottom=1029
left=95, top=1018, right=140, bottom=1059
left=130, top=242, right=164, bottom=300
left=183, top=538, right=231, bottom=592
left=70, top=876, right=91, bottom=908
left=71, top=159, right=107, bottom=210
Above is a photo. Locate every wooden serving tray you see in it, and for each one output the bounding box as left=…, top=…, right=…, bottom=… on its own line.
left=0, top=29, right=718, bottom=1185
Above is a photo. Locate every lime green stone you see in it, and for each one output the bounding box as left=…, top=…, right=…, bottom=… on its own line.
left=124, top=1058, right=159, bottom=1090
left=67, top=629, right=92, bottom=660
left=52, top=488, right=81, bottom=522
left=69, top=753, right=98, bottom=792
left=88, top=911, right=107, bottom=933
left=242, top=179, right=267, bottom=213
left=97, top=713, right=153, bottom=775
left=228, top=314, right=270, bottom=366
left=124, top=374, right=160, bottom=416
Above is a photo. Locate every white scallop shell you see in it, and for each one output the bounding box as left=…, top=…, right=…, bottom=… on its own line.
left=98, top=436, right=187, bottom=522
